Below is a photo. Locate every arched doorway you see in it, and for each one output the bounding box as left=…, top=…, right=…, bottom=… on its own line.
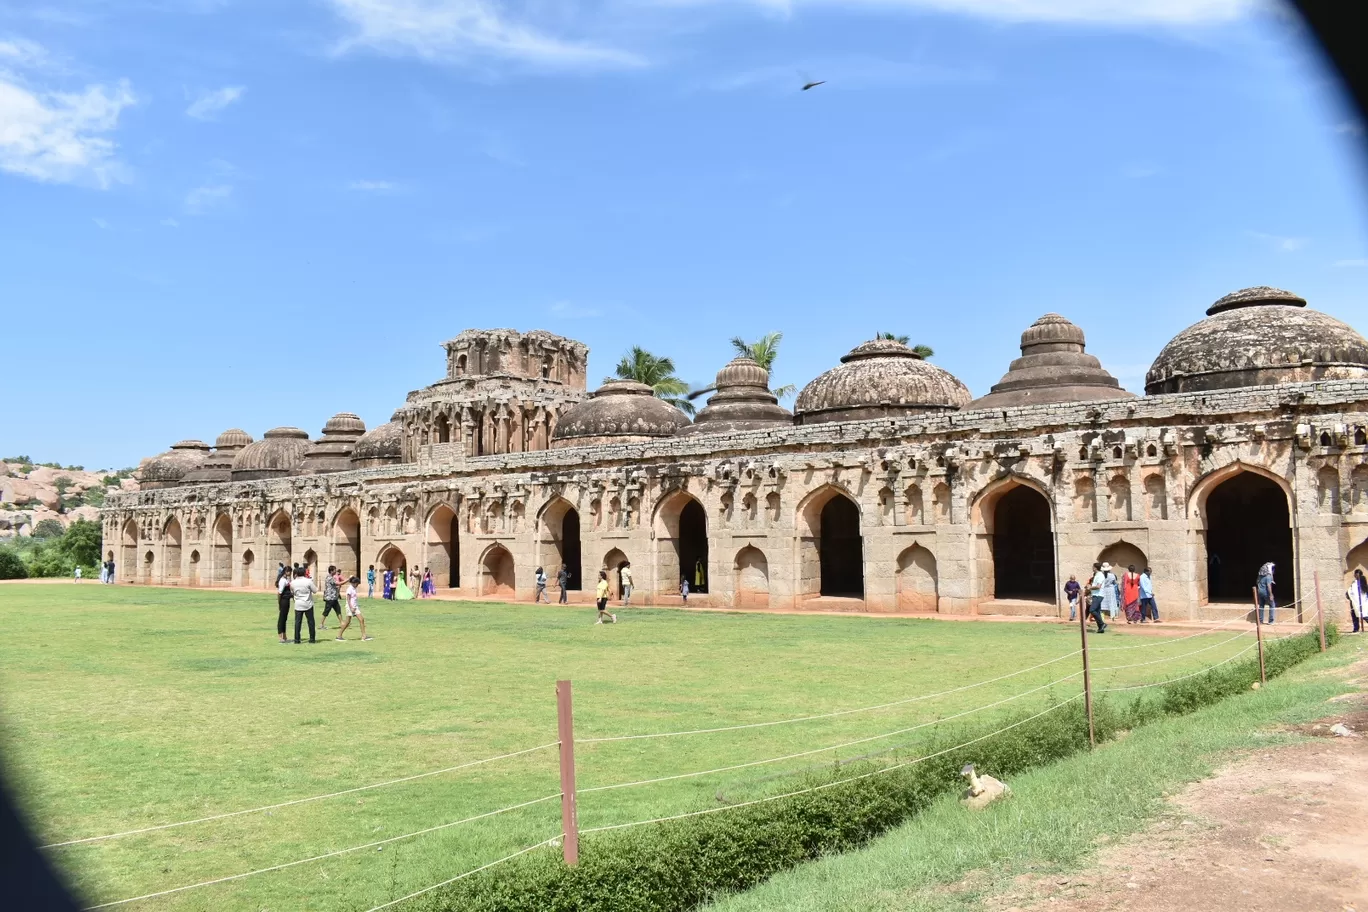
left=212, top=514, right=232, bottom=585
left=188, top=549, right=201, bottom=586
left=302, top=549, right=318, bottom=578
left=267, top=511, right=291, bottom=573
left=735, top=546, right=770, bottom=609
left=334, top=508, right=362, bottom=580
left=142, top=549, right=154, bottom=582
left=480, top=544, right=515, bottom=597
left=991, top=486, right=1055, bottom=599
left=1203, top=471, right=1293, bottom=602
left=426, top=504, right=460, bottom=589
left=654, top=492, right=709, bottom=594
left=377, top=544, right=407, bottom=575
left=163, top=517, right=182, bottom=583
left=121, top=520, right=138, bottom=582
left=1098, top=541, right=1147, bottom=577
left=603, top=548, right=629, bottom=600
left=540, top=498, right=582, bottom=592
left=241, top=549, right=255, bottom=585
left=819, top=495, right=863, bottom=597
left=896, top=544, right=938, bottom=611
left=1347, top=538, right=1368, bottom=584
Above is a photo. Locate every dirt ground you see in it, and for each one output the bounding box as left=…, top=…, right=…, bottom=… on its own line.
left=994, top=680, right=1368, bottom=912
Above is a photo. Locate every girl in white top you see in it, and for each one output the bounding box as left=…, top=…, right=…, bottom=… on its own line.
left=1347, top=569, right=1368, bottom=634
left=336, top=576, right=372, bottom=641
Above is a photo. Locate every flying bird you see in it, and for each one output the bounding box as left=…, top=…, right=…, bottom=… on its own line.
left=801, top=80, right=825, bottom=91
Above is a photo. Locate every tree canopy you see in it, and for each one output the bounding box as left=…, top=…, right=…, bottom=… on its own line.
left=729, top=332, right=796, bottom=399
left=609, top=347, right=695, bottom=416
left=875, top=332, right=933, bottom=360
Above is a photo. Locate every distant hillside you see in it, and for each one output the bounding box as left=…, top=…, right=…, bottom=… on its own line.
left=0, top=457, right=139, bottom=539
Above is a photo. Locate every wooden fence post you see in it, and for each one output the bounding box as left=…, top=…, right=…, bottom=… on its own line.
left=1078, top=600, right=1095, bottom=748
left=556, top=680, right=579, bottom=866
left=1314, top=570, right=1327, bottom=652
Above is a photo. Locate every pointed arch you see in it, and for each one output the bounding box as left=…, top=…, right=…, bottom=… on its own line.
left=163, top=516, right=183, bottom=583
left=425, top=502, right=460, bottom=589
left=735, top=545, right=770, bottom=609
left=333, top=507, right=362, bottom=580
left=539, top=496, right=581, bottom=591
left=1190, top=464, right=1293, bottom=604
left=377, top=543, right=407, bottom=573
left=479, top=543, right=516, bottom=597
left=896, top=544, right=938, bottom=611
left=970, top=474, right=1056, bottom=602
left=602, top=548, right=629, bottom=600
left=120, top=519, right=139, bottom=584
left=212, top=513, right=233, bottom=585
left=654, top=490, right=708, bottom=594
left=267, top=509, right=292, bottom=572
left=795, top=484, right=863, bottom=599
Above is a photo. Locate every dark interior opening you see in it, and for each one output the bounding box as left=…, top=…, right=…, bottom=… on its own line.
left=450, top=513, right=461, bottom=588
left=563, top=508, right=582, bottom=590
left=679, top=500, right=709, bottom=593
left=1205, top=472, right=1293, bottom=601
left=819, top=496, right=864, bottom=597
left=992, top=486, right=1055, bottom=599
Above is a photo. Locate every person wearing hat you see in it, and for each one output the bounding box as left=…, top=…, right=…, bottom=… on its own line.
left=1086, top=562, right=1108, bottom=633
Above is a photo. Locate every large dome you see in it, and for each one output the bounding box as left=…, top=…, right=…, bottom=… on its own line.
left=1146, top=287, right=1368, bottom=395
left=968, top=314, right=1134, bottom=410
left=183, top=429, right=254, bottom=484
left=350, top=417, right=404, bottom=468
left=551, top=380, right=690, bottom=448
left=303, top=412, right=367, bottom=474
left=231, top=427, right=312, bottom=481
left=794, top=339, right=970, bottom=425
left=679, top=355, right=793, bottom=436
left=140, top=440, right=211, bottom=489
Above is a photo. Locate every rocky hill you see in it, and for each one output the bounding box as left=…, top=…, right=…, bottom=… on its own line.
left=0, top=460, right=139, bottom=538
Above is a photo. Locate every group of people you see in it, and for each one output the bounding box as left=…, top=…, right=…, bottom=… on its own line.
left=275, top=562, right=369, bottom=643
left=363, top=565, right=437, bottom=600
left=1065, top=563, right=1160, bottom=634
left=532, top=562, right=635, bottom=617
left=98, top=559, right=115, bottom=584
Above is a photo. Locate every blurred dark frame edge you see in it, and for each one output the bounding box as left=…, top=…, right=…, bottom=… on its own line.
left=2, top=1, right=1365, bottom=908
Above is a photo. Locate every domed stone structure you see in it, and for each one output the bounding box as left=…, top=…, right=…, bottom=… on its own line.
left=350, top=416, right=405, bottom=469
left=794, top=339, right=970, bottom=425
left=182, top=430, right=253, bottom=485
left=231, top=427, right=312, bottom=481
left=140, top=440, right=212, bottom=489
left=551, top=380, right=691, bottom=448
left=679, top=355, right=793, bottom=436
left=302, top=412, right=367, bottom=474
left=968, top=314, right=1134, bottom=410
left=1146, top=287, right=1368, bottom=395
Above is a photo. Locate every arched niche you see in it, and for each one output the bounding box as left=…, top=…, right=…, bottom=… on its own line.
left=334, top=508, right=362, bottom=580
left=896, top=544, right=938, bottom=611
left=654, top=490, right=709, bottom=594
left=212, top=514, right=233, bottom=585
left=735, top=545, right=770, bottom=609
left=425, top=503, right=460, bottom=589
left=480, top=543, right=516, bottom=597
left=539, top=497, right=582, bottom=591
left=796, top=484, right=864, bottom=599
left=163, top=517, right=183, bottom=583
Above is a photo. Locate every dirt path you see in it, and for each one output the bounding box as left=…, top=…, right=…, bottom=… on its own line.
left=996, top=695, right=1368, bottom=912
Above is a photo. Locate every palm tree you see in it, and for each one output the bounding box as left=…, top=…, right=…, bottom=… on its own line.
left=730, top=331, right=797, bottom=399
left=607, top=346, right=695, bottom=416
left=876, top=332, right=933, bottom=360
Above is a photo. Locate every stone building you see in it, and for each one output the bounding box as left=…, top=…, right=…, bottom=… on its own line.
left=101, top=295, right=1368, bottom=619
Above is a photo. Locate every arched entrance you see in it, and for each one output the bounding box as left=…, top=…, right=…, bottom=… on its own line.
left=655, top=492, right=709, bottom=594
left=896, top=544, right=938, bottom=611
left=121, top=520, right=138, bottom=582
left=819, top=496, right=863, bottom=597
left=991, top=486, right=1055, bottom=599
left=302, top=549, right=318, bottom=577
left=425, top=504, right=460, bottom=589
left=267, top=511, right=291, bottom=573
left=1348, top=538, right=1368, bottom=584
left=1098, top=541, right=1147, bottom=576
left=188, top=549, right=201, bottom=586
left=241, top=549, right=255, bottom=585
left=1202, top=471, right=1293, bottom=602
left=603, top=548, right=629, bottom=600
left=480, top=544, right=515, bottom=597
left=735, top=546, right=770, bottom=609
left=163, top=517, right=182, bottom=583
left=377, top=544, right=407, bottom=574
left=212, top=514, right=232, bottom=585
left=142, top=549, right=154, bottom=582
left=539, top=498, right=582, bottom=592
left=334, top=508, right=362, bottom=580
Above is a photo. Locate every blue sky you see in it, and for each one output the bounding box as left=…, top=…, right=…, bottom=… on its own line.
left=2, top=0, right=1366, bottom=470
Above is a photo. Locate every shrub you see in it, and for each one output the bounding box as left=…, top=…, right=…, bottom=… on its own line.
left=33, top=518, right=65, bottom=539
left=0, top=548, right=27, bottom=580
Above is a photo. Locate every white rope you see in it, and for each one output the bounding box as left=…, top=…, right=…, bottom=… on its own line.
left=1096, top=641, right=1259, bottom=693
left=46, top=742, right=559, bottom=849
left=576, top=649, right=1083, bottom=744
left=1092, top=630, right=1252, bottom=672
left=579, top=670, right=1083, bottom=795
left=362, top=836, right=560, bottom=912
left=1090, top=613, right=1253, bottom=651
left=581, top=695, right=1083, bottom=835
left=82, top=793, right=561, bottom=909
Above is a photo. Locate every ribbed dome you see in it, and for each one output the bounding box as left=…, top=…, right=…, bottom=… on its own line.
left=231, top=427, right=312, bottom=481
left=350, top=419, right=404, bottom=468
left=551, top=380, right=690, bottom=448
left=215, top=428, right=253, bottom=449
left=183, top=429, right=253, bottom=484
left=679, top=356, right=793, bottom=436
left=968, top=314, right=1134, bottom=410
left=304, top=412, right=368, bottom=474
left=141, top=440, right=211, bottom=489
left=1146, top=287, right=1368, bottom=395
left=794, top=339, right=970, bottom=425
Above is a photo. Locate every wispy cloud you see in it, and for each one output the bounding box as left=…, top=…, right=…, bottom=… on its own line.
left=185, top=85, right=244, bottom=120
left=185, top=183, right=232, bottom=214
left=0, top=37, right=47, bottom=68
left=91, top=216, right=109, bottom=229
left=327, top=0, right=645, bottom=68
left=1247, top=230, right=1309, bottom=253
left=0, top=70, right=136, bottom=187
left=348, top=179, right=398, bottom=191
left=1334, top=258, right=1368, bottom=268
left=664, top=0, right=1256, bottom=26
left=161, top=217, right=179, bottom=227
left=549, top=300, right=602, bottom=319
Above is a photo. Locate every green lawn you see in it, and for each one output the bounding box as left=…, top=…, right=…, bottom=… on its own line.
left=0, top=583, right=1263, bottom=911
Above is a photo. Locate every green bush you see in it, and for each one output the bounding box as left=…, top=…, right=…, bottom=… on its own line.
left=0, top=548, right=27, bottom=580
left=427, top=630, right=1327, bottom=912
left=33, top=518, right=65, bottom=539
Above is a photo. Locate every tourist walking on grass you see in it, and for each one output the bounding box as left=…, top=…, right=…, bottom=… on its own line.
left=1087, top=562, right=1108, bottom=634
left=106, top=559, right=115, bottom=584
left=99, top=561, right=107, bottom=584
left=1122, top=565, right=1142, bottom=624
left=336, top=576, right=372, bottom=641
left=620, top=562, right=633, bottom=606
left=1347, top=569, right=1368, bottom=634
left=1256, top=561, right=1277, bottom=625
left=291, top=567, right=318, bottom=643
left=535, top=566, right=549, bottom=603
left=1139, top=568, right=1159, bottom=622
left=1099, top=562, right=1119, bottom=622
left=320, top=566, right=343, bottom=630
left=74, top=566, right=81, bottom=583
left=595, top=570, right=616, bottom=624
left=276, top=568, right=293, bottom=644
left=367, top=565, right=376, bottom=598
left=558, top=564, right=569, bottom=604
left=1064, top=574, right=1080, bottom=621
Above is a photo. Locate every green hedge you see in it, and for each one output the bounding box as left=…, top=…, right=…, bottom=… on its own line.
left=422, top=629, right=1332, bottom=912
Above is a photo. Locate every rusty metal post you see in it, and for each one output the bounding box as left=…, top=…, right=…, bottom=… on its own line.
left=1314, top=570, right=1327, bottom=652
left=556, top=680, right=579, bottom=866
left=1079, top=600, right=1095, bottom=748
left=1252, top=587, right=1267, bottom=685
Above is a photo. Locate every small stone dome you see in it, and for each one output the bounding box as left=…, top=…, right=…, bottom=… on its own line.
left=968, top=314, right=1134, bottom=410
left=214, top=428, right=253, bottom=449
left=140, top=440, right=212, bottom=489
left=679, top=355, right=793, bottom=436
left=794, top=339, right=970, bottom=425
left=1145, top=287, right=1368, bottom=395
left=551, top=380, right=691, bottom=448
left=231, top=427, right=312, bottom=481
left=350, top=417, right=404, bottom=468
left=183, top=429, right=253, bottom=484
left=304, top=412, right=367, bottom=474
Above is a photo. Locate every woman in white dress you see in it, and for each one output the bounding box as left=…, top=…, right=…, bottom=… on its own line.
left=1347, top=569, right=1368, bottom=634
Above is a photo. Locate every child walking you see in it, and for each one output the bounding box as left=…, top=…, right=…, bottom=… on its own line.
left=336, top=576, right=372, bottom=641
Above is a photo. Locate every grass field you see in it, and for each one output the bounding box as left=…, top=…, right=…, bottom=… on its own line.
left=0, top=583, right=1267, bottom=911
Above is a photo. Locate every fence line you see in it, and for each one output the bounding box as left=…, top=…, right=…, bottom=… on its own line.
left=83, top=793, right=561, bottom=909
left=579, top=671, right=1083, bottom=795
left=580, top=695, right=1084, bottom=836
left=1089, top=613, right=1253, bottom=651
left=1091, top=630, right=1252, bottom=672
left=45, top=742, right=559, bottom=850
left=576, top=649, right=1083, bottom=744
left=1095, top=641, right=1259, bottom=693
left=362, top=836, right=561, bottom=912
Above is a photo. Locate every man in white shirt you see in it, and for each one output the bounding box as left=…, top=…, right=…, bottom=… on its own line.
left=1087, top=561, right=1108, bottom=634
left=619, top=563, right=633, bottom=606
left=290, top=567, right=318, bottom=644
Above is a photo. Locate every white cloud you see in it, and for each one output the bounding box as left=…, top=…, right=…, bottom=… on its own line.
left=327, top=0, right=644, bottom=67
left=660, top=0, right=1258, bottom=25
left=348, top=179, right=398, bottom=190
left=1247, top=230, right=1308, bottom=253
left=1334, top=258, right=1368, bottom=268
left=549, top=300, right=602, bottom=319
left=185, top=183, right=232, bottom=213
left=0, top=75, right=136, bottom=187
left=185, top=85, right=245, bottom=120
left=0, top=37, right=47, bottom=67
